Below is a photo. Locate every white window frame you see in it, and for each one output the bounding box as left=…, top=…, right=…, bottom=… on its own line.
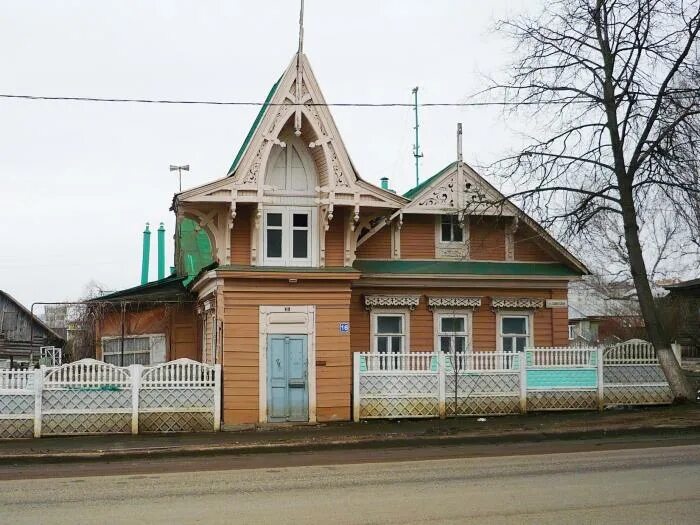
left=496, top=311, right=533, bottom=353
left=370, top=310, right=410, bottom=354
left=262, top=206, right=317, bottom=267
left=439, top=214, right=463, bottom=243
left=435, top=215, right=468, bottom=259
left=101, top=333, right=167, bottom=366
left=433, top=309, right=472, bottom=354
left=568, top=324, right=576, bottom=340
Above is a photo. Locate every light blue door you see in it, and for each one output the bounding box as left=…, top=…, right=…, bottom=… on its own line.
left=267, top=335, right=308, bottom=422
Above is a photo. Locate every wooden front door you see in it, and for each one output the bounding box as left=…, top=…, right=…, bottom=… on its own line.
left=267, top=335, right=308, bottom=422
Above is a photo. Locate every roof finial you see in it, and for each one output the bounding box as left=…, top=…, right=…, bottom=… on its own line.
left=457, top=123, right=463, bottom=164
left=294, top=0, right=305, bottom=136
left=298, top=0, right=305, bottom=57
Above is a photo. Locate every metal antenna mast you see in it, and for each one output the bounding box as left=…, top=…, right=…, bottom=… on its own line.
left=412, top=87, right=423, bottom=186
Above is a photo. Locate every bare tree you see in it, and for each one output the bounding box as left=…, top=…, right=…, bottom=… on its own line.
left=491, top=0, right=700, bottom=400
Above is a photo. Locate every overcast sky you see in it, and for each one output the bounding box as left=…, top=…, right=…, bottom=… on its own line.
left=1, top=0, right=533, bottom=308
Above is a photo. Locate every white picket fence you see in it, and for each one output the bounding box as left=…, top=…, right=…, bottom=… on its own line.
left=0, top=358, right=221, bottom=439
left=354, top=341, right=673, bottom=420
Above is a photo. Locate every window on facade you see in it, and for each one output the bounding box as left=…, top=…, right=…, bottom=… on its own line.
left=267, top=144, right=313, bottom=192
left=440, top=215, right=463, bottom=243
left=264, top=208, right=312, bottom=266
left=374, top=315, right=405, bottom=354
left=500, top=316, right=530, bottom=353
left=103, top=336, right=152, bottom=366
left=438, top=314, right=468, bottom=353
left=568, top=324, right=575, bottom=340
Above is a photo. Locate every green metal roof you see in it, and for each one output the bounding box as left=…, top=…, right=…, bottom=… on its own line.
left=403, top=162, right=457, bottom=199
left=353, top=259, right=581, bottom=277
left=226, top=76, right=282, bottom=176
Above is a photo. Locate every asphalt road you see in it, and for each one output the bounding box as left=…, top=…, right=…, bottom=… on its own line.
left=1, top=443, right=699, bottom=524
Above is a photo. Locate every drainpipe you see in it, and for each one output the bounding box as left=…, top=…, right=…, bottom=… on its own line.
left=141, top=223, right=151, bottom=285
left=157, top=222, right=165, bottom=280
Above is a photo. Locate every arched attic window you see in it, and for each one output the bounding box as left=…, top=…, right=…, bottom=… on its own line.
left=265, top=137, right=316, bottom=192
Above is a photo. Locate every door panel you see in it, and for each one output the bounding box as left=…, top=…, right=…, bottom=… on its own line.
left=267, top=335, right=308, bottom=422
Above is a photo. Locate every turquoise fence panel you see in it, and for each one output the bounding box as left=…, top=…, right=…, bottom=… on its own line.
left=527, top=369, right=597, bottom=389
left=359, top=356, right=367, bottom=373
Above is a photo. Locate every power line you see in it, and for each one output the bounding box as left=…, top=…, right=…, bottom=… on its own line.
left=0, top=93, right=531, bottom=107
left=0, top=92, right=696, bottom=107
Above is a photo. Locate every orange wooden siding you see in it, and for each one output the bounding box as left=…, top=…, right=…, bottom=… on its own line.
left=325, top=210, right=346, bottom=267
left=222, top=278, right=353, bottom=425
left=350, top=287, right=568, bottom=354
left=401, top=215, right=435, bottom=259
left=514, top=225, right=557, bottom=262
left=95, top=304, right=198, bottom=361
left=356, top=226, right=391, bottom=259
left=470, top=217, right=506, bottom=260
left=230, top=205, right=252, bottom=265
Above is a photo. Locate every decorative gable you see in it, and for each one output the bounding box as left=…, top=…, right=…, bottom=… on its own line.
left=401, top=162, right=514, bottom=216
left=176, top=53, right=405, bottom=212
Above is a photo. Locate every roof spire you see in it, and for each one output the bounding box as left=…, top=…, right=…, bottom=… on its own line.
left=457, top=122, right=463, bottom=164
left=297, top=0, right=305, bottom=57
left=294, top=0, right=305, bottom=136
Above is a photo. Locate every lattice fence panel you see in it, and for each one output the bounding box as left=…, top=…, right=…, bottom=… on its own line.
left=43, top=389, right=131, bottom=411
left=42, top=413, right=131, bottom=435
left=605, top=385, right=673, bottom=405
left=445, top=373, right=519, bottom=396
left=360, top=374, right=439, bottom=396
left=139, top=387, right=215, bottom=432
left=0, top=393, right=34, bottom=415
left=0, top=418, right=33, bottom=439
left=41, top=388, right=131, bottom=435
left=360, top=397, right=439, bottom=419
left=139, top=412, right=214, bottom=433
left=604, top=365, right=666, bottom=385
left=445, top=396, right=520, bottom=416
left=528, top=390, right=597, bottom=410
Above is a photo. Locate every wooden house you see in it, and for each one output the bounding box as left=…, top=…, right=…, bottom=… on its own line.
left=0, top=290, right=65, bottom=367
left=165, top=51, right=588, bottom=426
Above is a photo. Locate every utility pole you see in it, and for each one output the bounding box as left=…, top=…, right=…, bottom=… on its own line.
left=170, top=164, right=190, bottom=192
left=412, top=87, right=423, bottom=187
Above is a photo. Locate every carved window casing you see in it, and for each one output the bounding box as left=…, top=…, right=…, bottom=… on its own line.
left=491, top=297, right=544, bottom=309
left=364, top=295, right=421, bottom=311
left=435, top=215, right=469, bottom=260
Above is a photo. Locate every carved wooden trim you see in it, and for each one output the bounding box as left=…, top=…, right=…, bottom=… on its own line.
left=427, top=296, right=482, bottom=309
left=364, top=295, right=421, bottom=311
left=491, top=297, right=544, bottom=309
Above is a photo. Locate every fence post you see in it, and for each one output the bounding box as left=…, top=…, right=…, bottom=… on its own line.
left=518, top=352, right=527, bottom=414
left=438, top=352, right=446, bottom=419
left=596, top=348, right=604, bottom=411
left=214, top=364, right=222, bottom=431
left=130, top=364, right=142, bottom=435
left=352, top=353, right=360, bottom=422
left=33, top=366, right=44, bottom=438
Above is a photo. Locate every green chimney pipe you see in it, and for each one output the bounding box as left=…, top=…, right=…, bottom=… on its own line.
left=380, top=177, right=389, bottom=190
left=157, top=222, right=165, bottom=280
left=141, top=223, right=151, bottom=285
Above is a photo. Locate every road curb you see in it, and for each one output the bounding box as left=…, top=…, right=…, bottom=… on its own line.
left=2, top=422, right=700, bottom=466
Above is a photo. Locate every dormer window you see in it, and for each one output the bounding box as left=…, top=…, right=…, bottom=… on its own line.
left=436, top=215, right=468, bottom=259
left=441, top=215, right=463, bottom=242
left=263, top=207, right=314, bottom=266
